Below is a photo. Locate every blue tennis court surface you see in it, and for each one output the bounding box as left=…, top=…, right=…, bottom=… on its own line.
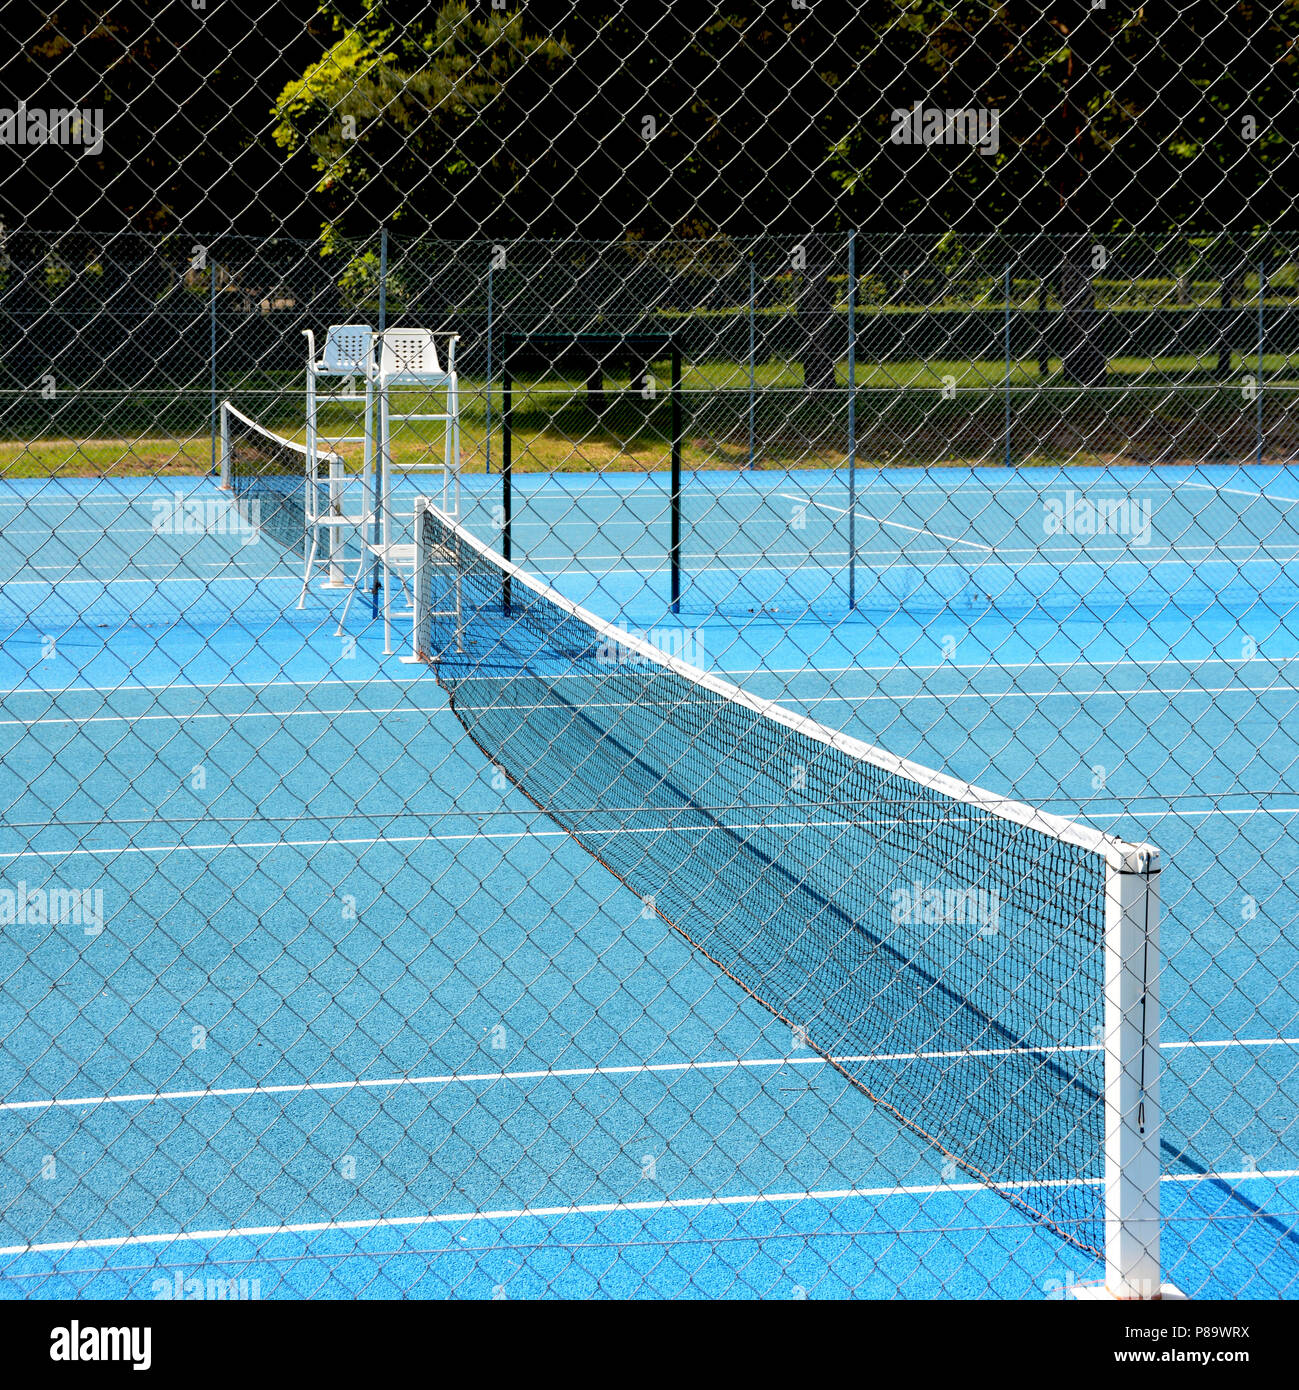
left=2, top=463, right=1297, bottom=1299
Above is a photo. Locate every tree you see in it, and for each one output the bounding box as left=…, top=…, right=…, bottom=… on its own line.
left=270, top=1, right=572, bottom=242
left=0, top=0, right=325, bottom=232
left=823, top=2, right=1299, bottom=382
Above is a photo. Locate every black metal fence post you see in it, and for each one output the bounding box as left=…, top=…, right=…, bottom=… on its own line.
left=370, top=227, right=388, bottom=619
left=208, top=249, right=218, bottom=477
left=847, top=230, right=856, bottom=611
left=671, top=343, right=682, bottom=616
left=1258, top=260, right=1266, bottom=466
left=502, top=352, right=512, bottom=614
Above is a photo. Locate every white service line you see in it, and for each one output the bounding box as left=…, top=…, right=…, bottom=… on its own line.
left=1, top=702, right=448, bottom=731
left=803, top=681, right=1299, bottom=704
left=769, top=476, right=1299, bottom=502
left=13, top=537, right=1296, bottom=586
left=522, top=540, right=1299, bottom=569
left=775, top=492, right=999, bottom=551
left=0, top=653, right=1291, bottom=700
left=0, top=675, right=428, bottom=698
left=438, top=681, right=1299, bottom=716
left=1, top=795, right=1292, bottom=845
left=5, top=1034, right=1293, bottom=1115
left=1, top=526, right=159, bottom=537
left=2, top=571, right=301, bottom=590
left=495, top=479, right=1271, bottom=502
left=20, top=561, right=255, bottom=576
left=4, top=802, right=1298, bottom=863
left=1181, top=480, right=1299, bottom=506
left=732, top=654, right=1299, bottom=678
left=0, top=501, right=184, bottom=516
left=4, top=1167, right=1297, bottom=1259
left=8, top=678, right=1299, bottom=735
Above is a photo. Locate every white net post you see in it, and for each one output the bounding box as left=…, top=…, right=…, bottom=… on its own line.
left=1087, top=846, right=1169, bottom=1299
left=407, top=494, right=430, bottom=663
left=326, top=454, right=346, bottom=589
left=218, top=400, right=231, bottom=490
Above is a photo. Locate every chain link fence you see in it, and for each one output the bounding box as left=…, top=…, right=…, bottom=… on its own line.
left=4, top=229, right=1296, bottom=456
left=1, top=3, right=1298, bottom=1303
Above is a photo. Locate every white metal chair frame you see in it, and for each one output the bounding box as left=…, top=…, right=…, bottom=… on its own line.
left=337, top=328, right=461, bottom=654
left=300, top=325, right=376, bottom=610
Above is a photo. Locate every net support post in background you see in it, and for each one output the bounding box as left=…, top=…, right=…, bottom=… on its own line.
left=217, top=400, right=231, bottom=491
left=1075, top=846, right=1180, bottom=1301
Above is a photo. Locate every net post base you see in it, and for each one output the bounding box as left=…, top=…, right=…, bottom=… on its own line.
left=1070, top=1281, right=1186, bottom=1301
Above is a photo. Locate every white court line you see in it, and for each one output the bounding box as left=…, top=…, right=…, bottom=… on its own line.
left=524, top=540, right=1299, bottom=568
left=503, top=477, right=1294, bottom=501
left=783, top=477, right=1299, bottom=502
left=1182, top=480, right=1299, bottom=506
left=20, top=561, right=253, bottom=576
left=519, top=547, right=1299, bottom=582
left=1, top=572, right=302, bottom=591
left=771, top=490, right=1299, bottom=552
left=4, top=1167, right=1297, bottom=1259
left=0, top=796, right=1290, bottom=843
left=803, top=681, right=1299, bottom=704
left=775, top=492, right=998, bottom=552
left=1, top=526, right=158, bottom=537
left=0, top=702, right=445, bottom=731
left=439, top=681, right=1299, bottom=715
left=4, top=802, right=1298, bottom=863
left=517, top=540, right=1299, bottom=579
left=5, top=1035, right=1293, bottom=1116
left=736, top=655, right=1299, bottom=678
left=10, top=676, right=1299, bottom=734
left=801, top=478, right=1299, bottom=507
left=11, top=541, right=1297, bottom=587
left=0, top=675, right=427, bottom=698
left=0, top=653, right=1293, bottom=701
left=0, top=475, right=1291, bottom=509
left=0, top=501, right=184, bottom=516
left=0, top=496, right=161, bottom=505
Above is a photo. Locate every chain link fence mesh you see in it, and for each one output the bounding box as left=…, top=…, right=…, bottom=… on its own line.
left=1, top=2, right=1297, bottom=1301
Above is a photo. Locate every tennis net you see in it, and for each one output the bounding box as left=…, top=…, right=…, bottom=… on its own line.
left=412, top=499, right=1164, bottom=1295
left=220, top=401, right=332, bottom=557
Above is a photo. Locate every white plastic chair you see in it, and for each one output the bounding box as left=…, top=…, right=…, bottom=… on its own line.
left=379, top=328, right=447, bottom=383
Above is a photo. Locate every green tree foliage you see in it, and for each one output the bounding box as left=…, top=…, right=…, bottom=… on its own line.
left=827, top=1, right=1299, bottom=235
left=267, top=2, right=1298, bottom=242
left=0, top=0, right=324, bottom=232
left=272, top=2, right=572, bottom=241
left=3, top=0, right=1292, bottom=242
